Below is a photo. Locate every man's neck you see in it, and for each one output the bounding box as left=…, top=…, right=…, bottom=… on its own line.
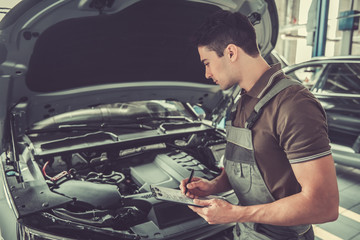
left=239, top=56, right=270, bottom=92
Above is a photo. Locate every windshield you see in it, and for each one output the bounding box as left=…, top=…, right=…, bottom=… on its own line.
left=102, top=100, right=194, bottom=119
left=25, top=100, right=210, bottom=158
left=31, top=100, right=197, bottom=131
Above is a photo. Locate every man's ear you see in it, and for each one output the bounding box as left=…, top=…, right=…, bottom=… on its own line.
left=225, top=44, right=238, bottom=62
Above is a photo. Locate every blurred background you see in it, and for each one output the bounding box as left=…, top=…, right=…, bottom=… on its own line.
left=275, top=0, right=360, bottom=64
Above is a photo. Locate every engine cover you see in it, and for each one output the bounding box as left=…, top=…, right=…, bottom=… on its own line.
left=55, top=180, right=122, bottom=209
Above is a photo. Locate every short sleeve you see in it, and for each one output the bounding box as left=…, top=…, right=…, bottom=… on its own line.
left=276, top=85, right=331, bottom=163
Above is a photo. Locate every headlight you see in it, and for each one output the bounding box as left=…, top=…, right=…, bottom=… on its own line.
left=18, top=223, right=75, bottom=240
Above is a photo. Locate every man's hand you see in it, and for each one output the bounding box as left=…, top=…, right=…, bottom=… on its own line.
left=179, top=177, right=214, bottom=198
left=180, top=169, right=232, bottom=199
left=188, top=198, right=238, bottom=224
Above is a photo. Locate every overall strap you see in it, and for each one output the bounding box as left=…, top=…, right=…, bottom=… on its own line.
left=245, top=78, right=301, bottom=129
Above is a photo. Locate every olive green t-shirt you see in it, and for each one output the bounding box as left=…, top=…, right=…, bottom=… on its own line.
left=232, top=63, right=331, bottom=200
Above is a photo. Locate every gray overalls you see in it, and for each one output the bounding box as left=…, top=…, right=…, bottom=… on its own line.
left=224, top=78, right=314, bottom=240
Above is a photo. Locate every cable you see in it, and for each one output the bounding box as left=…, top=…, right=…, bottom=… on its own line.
left=42, top=161, right=51, bottom=179
left=42, top=160, right=69, bottom=182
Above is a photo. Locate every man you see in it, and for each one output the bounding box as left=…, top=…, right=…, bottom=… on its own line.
left=180, top=10, right=339, bottom=239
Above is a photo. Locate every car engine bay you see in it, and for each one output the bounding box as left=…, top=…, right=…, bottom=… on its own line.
left=2, top=128, right=235, bottom=239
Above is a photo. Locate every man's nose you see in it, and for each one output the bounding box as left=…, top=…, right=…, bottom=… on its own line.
left=205, top=69, right=212, bottom=79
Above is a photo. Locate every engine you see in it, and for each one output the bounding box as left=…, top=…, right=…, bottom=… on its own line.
left=24, top=132, right=227, bottom=236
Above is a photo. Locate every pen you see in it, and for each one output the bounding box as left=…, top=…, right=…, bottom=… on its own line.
left=184, top=169, right=195, bottom=195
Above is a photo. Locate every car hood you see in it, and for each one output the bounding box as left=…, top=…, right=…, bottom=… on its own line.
left=0, top=0, right=278, bottom=128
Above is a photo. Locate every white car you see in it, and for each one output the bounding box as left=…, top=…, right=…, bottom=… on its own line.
left=0, top=0, right=278, bottom=239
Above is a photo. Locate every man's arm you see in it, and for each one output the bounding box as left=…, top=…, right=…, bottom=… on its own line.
left=190, top=154, right=339, bottom=226
left=207, top=168, right=233, bottom=194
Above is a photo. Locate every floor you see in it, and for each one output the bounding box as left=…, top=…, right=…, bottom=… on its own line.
left=314, top=164, right=360, bottom=240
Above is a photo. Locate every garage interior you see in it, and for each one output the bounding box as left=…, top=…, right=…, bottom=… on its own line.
left=0, top=0, right=359, bottom=240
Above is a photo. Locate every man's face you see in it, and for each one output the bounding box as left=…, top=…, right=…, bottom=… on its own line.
left=198, top=46, right=236, bottom=90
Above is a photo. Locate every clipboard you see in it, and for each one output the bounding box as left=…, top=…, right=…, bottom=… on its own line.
left=150, top=185, right=224, bottom=207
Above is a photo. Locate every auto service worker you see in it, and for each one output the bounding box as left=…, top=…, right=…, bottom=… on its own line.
left=180, top=10, right=339, bottom=240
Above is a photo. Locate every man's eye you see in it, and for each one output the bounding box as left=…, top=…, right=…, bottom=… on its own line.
left=204, top=63, right=209, bottom=66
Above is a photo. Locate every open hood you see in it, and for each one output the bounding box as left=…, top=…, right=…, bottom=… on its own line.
left=0, top=0, right=278, bottom=130
left=0, top=2, right=279, bottom=238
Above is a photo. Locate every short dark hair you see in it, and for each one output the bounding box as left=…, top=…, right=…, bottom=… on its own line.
left=193, top=10, right=259, bottom=57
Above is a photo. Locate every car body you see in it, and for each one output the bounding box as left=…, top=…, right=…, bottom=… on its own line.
left=265, top=50, right=289, bottom=68
left=283, top=56, right=360, bottom=169
left=0, top=0, right=278, bottom=239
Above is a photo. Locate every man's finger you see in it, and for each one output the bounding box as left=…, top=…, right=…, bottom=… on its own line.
left=193, top=199, right=212, bottom=207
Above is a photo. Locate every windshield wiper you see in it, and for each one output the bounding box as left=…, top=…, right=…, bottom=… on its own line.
left=40, top=131, right=119, bottom=150
left=159, top=122, right=202, bottom=133
left=136, top=116, right=194, bottom=123
left=135, top=116, right=206, bottom=133
left=26, top=123, right=154, bottom=134
left=135, top=116, right=204, bottom=133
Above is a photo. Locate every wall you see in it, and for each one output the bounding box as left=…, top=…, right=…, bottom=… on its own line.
left=274, top=0, right=360, bottom=65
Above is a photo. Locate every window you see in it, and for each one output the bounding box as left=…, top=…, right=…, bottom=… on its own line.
left=322, top=63, right=360, bottom=94
left=286, top=64, right=324, bottom=89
